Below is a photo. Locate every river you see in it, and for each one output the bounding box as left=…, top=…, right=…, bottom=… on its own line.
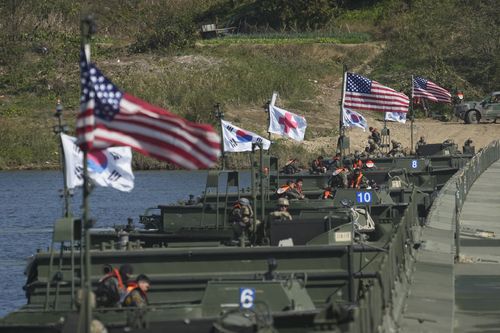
left=0, top=170, right=250, bottom=317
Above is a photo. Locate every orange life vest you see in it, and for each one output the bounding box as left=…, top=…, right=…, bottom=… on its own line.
left=123, top=281, right=148, bottom=305
left=350, top=173, right=363, bottom=188
left=99, top=268, right=124, bottom=291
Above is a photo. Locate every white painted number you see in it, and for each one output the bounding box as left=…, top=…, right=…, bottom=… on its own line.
left=411, top=160, right=418, bottom=169
left=239, top=288, right=255, bottom=309
left=356, top=192, right=372, bottom=204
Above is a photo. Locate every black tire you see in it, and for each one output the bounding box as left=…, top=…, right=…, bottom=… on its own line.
left=466, top=110, right=479, bottom=124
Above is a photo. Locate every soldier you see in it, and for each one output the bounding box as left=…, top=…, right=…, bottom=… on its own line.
left=388, top=140, right=404, bottom=157
left=352, top=151, right=363, bottom=169
left=320, top=187, right=335, bottom=199
left=277, top=180, right=304, bottom=200
left=328, top=153, right=342, bottom=170
left=415, top=136, right=426, bottom=152
left=369, top=127, right=381, bottom=145
left=463, top=138, right=475, bottom=154
left=349, top=168, right=370, bottom=189
left=270, top=198, right=292, bottom=221
left=122, top=274, right=151, bottom=308
left=328, top=167, right=350, bottom=189
left=367, top=139, right=382, bottom=158
left=96, top=264, right=133, bottom=307
left=282, top=158, right=300, bottom=174
left=230, top=198, right=254, bottom=239
left=295, top=178, right=304, bottom=198
left=311, top=155, right=327, bottom=174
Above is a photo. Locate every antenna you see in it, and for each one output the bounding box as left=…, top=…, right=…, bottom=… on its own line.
left=53, top=99, right=71, bottom=217
left=214, top=103, right=225, bottom=170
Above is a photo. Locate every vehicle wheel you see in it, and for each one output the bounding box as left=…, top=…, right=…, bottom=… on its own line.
left=466, top=111, right=479, bottom=124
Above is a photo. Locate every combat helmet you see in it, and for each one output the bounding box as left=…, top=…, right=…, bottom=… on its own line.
left=239, top=198, right=250, bottom=206
left=278, top=198, right=289, bottom=206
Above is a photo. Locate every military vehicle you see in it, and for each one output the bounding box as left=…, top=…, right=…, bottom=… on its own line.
left=454, top=91, right=500, bottom=123
left=0, top=143, right=476, bottom=333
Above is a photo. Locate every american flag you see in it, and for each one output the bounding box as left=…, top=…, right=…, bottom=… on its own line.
left=76, top=51, right=220, bottom=170
left=412, top=76, right=451, bottom=103
left=344, top=72, right=409, bottom=113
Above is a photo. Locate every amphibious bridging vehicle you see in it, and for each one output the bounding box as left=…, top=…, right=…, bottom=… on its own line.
left=0, top=145, right=476, bottom=333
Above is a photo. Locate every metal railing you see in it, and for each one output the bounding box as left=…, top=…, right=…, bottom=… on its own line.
left=453, top=140, right=500, bottom=259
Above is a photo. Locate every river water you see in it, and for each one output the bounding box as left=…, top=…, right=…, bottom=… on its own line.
left=0, top=170, right=249, bottom=317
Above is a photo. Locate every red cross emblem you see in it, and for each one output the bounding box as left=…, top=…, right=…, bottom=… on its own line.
left=278, top=112, right=298, bottom=134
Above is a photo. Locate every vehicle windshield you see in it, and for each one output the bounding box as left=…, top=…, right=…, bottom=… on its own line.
left=484, top=94, right=500, bottom=104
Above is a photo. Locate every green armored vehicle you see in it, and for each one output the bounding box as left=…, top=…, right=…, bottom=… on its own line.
left=454, top=91, right=500, bottom=123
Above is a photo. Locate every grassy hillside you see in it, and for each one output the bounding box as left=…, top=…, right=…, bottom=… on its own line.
left=0, top=0, right=498, bottom=169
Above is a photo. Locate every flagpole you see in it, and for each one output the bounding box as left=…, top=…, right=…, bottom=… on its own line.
left=214, top=103, right=225, bottom=170
left=339, top=65, right=347, bottom=159
left=80, top=15, right=95, bottom=333
left=53, top=99, right=71, bottom=217
left=410, top=75, right=414, bottom=155
left=264, top=97, right=271, bottom=143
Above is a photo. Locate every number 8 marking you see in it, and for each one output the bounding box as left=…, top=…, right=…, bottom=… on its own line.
left=411, top=160, right=418, bottom=169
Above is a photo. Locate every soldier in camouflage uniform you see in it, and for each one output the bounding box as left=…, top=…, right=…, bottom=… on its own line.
left=415, top=136, right=426, bottom=152
left=349, top=168, right=370, bottom=189
left=270, top=198, right=292, bottom=221
left=230, top=198, right=254, bottom=238
left=388, top=140, right=405, bottom=157
left=367, top=139, right=382, bottom=158
left=122, top=274, right=150, bottom=308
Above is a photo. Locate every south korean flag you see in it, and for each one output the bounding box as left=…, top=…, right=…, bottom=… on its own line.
left=221, top=120, right=271, bottom=153
left=60, top=133, right=134, bottom=192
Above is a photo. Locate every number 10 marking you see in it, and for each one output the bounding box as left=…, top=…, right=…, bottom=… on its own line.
left=356, top=192, right=372, bottom=203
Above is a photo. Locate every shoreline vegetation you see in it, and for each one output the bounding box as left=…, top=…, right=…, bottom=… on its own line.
left=1, top=0, right=498, bottom=170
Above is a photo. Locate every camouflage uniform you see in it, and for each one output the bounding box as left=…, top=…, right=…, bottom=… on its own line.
left=230, top=199, right=254, bottom=238
left=270, top=198, right=292, bottom=221
left=415, top=136, right=426, bottom=152
left=367, top=139, right=382, bottom=158
left=389, top=140, right=404, bottom=157
left=122, top=289, right=147, bottom=308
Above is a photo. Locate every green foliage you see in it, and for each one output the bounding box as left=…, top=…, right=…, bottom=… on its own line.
left=130, top=12, right=198, bottom=52
left=376, top=0, right=500, bottom=98
left=0, top=118, right=58, bottom=169
left=130, top=0, right=223, bottom=52
left=201, top=0, right=341, bottom=32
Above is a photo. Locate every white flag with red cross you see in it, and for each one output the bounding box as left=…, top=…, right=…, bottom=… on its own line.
left=268, top=92, right=307, bottom=142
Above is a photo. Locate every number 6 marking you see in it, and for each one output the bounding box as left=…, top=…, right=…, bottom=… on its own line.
left=240, top=288, right=255, bottom=309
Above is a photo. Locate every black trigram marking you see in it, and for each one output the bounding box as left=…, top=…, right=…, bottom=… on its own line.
left=109, top=152, right=121, bottom=160
left=75, top=166, right=84, bottom=180
left=108, top=170, right=122, bottom=182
